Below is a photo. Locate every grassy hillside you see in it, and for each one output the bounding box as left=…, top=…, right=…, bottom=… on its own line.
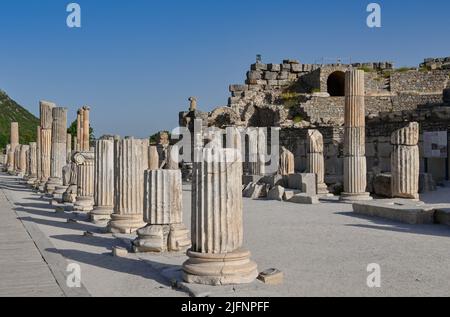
left=0, top=90, right=39, bottom=149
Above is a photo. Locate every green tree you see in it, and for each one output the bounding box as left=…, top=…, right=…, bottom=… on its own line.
left=67, top=120, right=95, bottom=148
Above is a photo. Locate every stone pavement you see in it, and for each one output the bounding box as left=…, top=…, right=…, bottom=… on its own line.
left=2, top=172, right=450, bottom=297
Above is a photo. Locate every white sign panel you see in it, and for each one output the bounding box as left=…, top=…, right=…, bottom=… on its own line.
left=423, top=131, right=448, bottom=158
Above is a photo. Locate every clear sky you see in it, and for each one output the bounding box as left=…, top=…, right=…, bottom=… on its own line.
left=0, top=0, right=449, bottom=138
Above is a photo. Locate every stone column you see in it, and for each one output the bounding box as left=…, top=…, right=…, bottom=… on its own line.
left=39, top=101, right=55, bottom=190
left=18, top=145, right=29, bottom=177
left=4, top=144, right=11, bottom=168
left=391, top=122, right=420, bottom=200
left=35, top=126, right=42, bottom=187
left=246, top=128, right=266, bottom=176
left=82, top=106, right=90, bottom=151
left=340, top=70, right=372, bottom=202
left=27, top=142, right=38, bottom=184
left=91, top=137, right=115, bottom=223
left=7, top=122, right=19, bottom=174
left=133, top=170, right=190, bottom=252
left=46, top=107, right=67, bottom=194
left=76, top=110, right=82, bottom=151
left=183, top=146, right=258, bottom=285
left=307, top=129, right=330, bottom=195
left=66, top=133, right=72, bottom=164
left=148, top=146, right=160, bottom=170
left=73, top=151, right=95, bottom=212
left=278, top=146, right=295, bottom=176
left=108, top=137, right=149, bottom=234
left=62, top=160, right=78, bottom=203
left=14, top=146, right=21, bottom=173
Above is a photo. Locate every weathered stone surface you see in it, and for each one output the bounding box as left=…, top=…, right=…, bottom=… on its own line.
left=46, top=107, right=68, bottom=194
left=108, top=137, right=148, bottom=234
left=258, top=174, right=284, bottom=188
left=307, top=129, right=329, bottom=195
left=278, top=146, right=294, bottom=176
left=7, top=122, right=19, bottom=173
left=183, top=147, right=258, bottom=285
left=267, top=186, right=285, bottom=201
left=353, top=199, right=434, bottom=225
left=372, top=173, right=392, bottom=198
left=62, top=162, right=78, bottom=203
left=73, top=151, right=95, bottom=212
left=287, top=173, right=317, bottom=196
left=391, top=122, right=420, bottom=200
left=288, top=193, right=319, bottom=205
left=148, top=146, right=159, bottom=170
left=245, top=128, right=266, bottom=176
left=243, top=182, right=264, bottom=199
left=341, top=70, right=372, bottom=202
left=27, top=142, right=38, bottom=184
left=419, top=173, right=436, bottom=193
left=91, top=137, right=115, bottom=223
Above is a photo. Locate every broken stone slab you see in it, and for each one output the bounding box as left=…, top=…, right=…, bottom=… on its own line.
left=242, top=175, right=263, bottom=187
left=373, top=173, right=393, bottom=198
left=257, top=174, right=285, bottom=187
left=243, top=182, right=268, bottom=199
left=267, top=186, right=285, bottom=201
left=258, top=268, right=284, bottom=285
left=283, top=189, right=301, bottom=201
left=353, top=199, right=434, bottom=225
left=288, top=193, right=319, bottom=205
left=112, top=246, right=128, bottom=258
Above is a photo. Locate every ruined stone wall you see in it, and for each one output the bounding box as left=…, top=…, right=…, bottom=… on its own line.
left=390, top=70, right=450, bottom=93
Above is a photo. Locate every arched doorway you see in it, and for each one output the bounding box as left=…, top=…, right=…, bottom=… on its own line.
left=327, top=71, right=345, bottom=96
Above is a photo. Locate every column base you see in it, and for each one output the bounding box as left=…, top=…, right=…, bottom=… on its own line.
left=62, top=185, right=77, bottom=203
left=26, top=177, right=37, bottom=185
left=317, top=183, right=331, bottom=196
left=107, top=214, right=146, bottom=234
left=340, top=192, right=373, bottom=203
left=90, top=206, right=114, bottom=224
left=45, top=178, right=62, bottom=194
left=74, top=196, right=94, bottom=212
left=133, top=223, right=191, bottom=253
left=182, top=248, right=258, bottom=286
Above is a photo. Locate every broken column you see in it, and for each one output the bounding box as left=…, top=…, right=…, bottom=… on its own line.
left=18, top=145, right=29, bottom=177
left=62, top=159, right=78, bottom=203
left=133, top=170, right=190, bottom=252
left=340, top=70, right=372, bottom=202
left=91, top=136, right=115, bottom=223
left=148, top=146, right=160, bottom=170
left=35, top=126, right=41, bottom=187
left=66, top=133, right=72, bottom=164
left=27, top=142, right=38, bottom=184
left=246, top=128, right=266, bottom=176
left=278, top=146, right=294, bottom=176
left=82, top=106, right=91, bottom=151
left=7, top=122, right=19, bottom=174
left=73, top=151, right=95, bottom=212
left=183, top=146, right=258, bottom=285
left=391, top=122, right=420, bottom=200
left=307, top=129, right=329, bottom=195
left=46, top=107, right=68, bottom=194
left=76, top=110, right=82, bottom=151
left=39, top=101, right=55, bottom=191
left=108, top=137, right=148, bottom=234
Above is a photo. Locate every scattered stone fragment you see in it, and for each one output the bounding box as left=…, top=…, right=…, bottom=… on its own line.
left=112, top=246, right=128, bottom=258
left=258, top=269, right=284, bottom=285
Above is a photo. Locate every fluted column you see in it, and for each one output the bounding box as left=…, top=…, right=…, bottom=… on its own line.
left=27, top=142, right=38, bottom=184
left=133, top=170, right=190, bottom=252
left=246, top=128, right=266, bottom=176
left=66, top=133, right=72, bottom=164
left=35, top=126, right=41, bottom=187
left=108, top=137, right=149, bottom=234
left=148, top=146, right=160, bottom=170
left=18, top=145, right=29, bottom=177
left=73, top=151, right=95, bottom=212
left=82, top=106, right=90, bottom=151
left=391, top=123, right=420, bottom=200
left=307, top=130, right=329, bottom=195
left=76, top=110, right=82, bottom=151
left=46, top=107, right=67, bottom=194
left=278, top=146, right=295, bottom=176
left=341, top=70, right=372, bottom=202
left=39, top=101, right=55, bottom=190
left=7, top=122, right=19, bottom=174
left=91, top=137, right=115, bottom=223
left=183, top=146, right=258, bottom=285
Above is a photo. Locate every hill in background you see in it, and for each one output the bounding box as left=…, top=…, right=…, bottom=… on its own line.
left=0, top=90, right=39, bottom=149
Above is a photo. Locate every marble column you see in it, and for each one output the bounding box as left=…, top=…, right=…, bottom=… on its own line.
left=278, top=146, right=295, bottom=176
left=18, top=145, right=29, bottom=177
left=39, top=101, right=55, bottom=191
left=73, top=151, right=95, bottom=212
left=14, top=145, right=21, bottom=173
left=148, top=146, right=160, bottom=170
left=4, top=144, right=11, bottom=168
left=307, top=129, right=330, bottom=195
left=7, top=122, right=19, bottom=174
left=133, top=170, right=190, bottom=252
left=108, top=137, right=148, bottom=234
left=82, top=106, right=90, bottom=151
left=340, top=70, right=372, bottom=202
left=46, top=107, right=67, bottom=194
left=91, top=137, right=115, bottom=223
left=35, top=126, right=42, bottom=187
left=27, top=142, right=38, bottom=184
left=183, top=146, right=258, bottom=285
left=246, top=128, right=266, bottom=176
left=66, top=133, right=72, bottom=164
left=391, top=122, right=420, bottom=200
left=76, top=110, right=82, bottom=151
left=62, top=160, right=78, bottom=203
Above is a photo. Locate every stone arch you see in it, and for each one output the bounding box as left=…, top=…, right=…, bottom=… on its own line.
left=327, top=71, right=346, bottom=96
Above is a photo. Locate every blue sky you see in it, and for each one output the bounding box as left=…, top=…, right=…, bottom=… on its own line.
left=0, top=0, right=449, bottom=138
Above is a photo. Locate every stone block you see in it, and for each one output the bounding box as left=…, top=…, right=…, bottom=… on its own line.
left=444, top=88, right=450, bottom=104
left=288, top=173, right=317, bottom=195
left=419, top=173, right=436, bottom=193
left=243, top=182, right=264, bottom=199
left=268, top=64, right=281, bottom=72
left=243, top=175, right=263, bottom=186
left=264, top=72, right=278, bottom=80
left=251, top=63, right=267, bottom=71
left=277, top=72, right=289, bottom=80
left=229, top=84, right=248, bottom=92
left=267, top=186, right=285, bottom=201
left=258, top=174, right=285, bottom=187
left=282, top=64, right=291, bottom=71
left=435, top=208, right=450, bottom=226
left=378, top=142, right=392, bottom=157
left=113, top=246, right=128, bottom=258
left=247, top=70, right=262, bottom=80
left=258, top=269, right=284, bottom=285
left=373, top=173, right=393, bottom=198
left=291, top=64, right=302, bottom=73
left=283, top=190, right=300, bottom=201
left=288, top=193, right=319, bottom=205
left=353, top=199, right=434, bottom=225
left=267, top=80, right=278, bottom=86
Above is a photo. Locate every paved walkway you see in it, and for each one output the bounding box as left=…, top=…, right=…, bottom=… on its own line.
left=0, top=176, right=64, bottom=297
